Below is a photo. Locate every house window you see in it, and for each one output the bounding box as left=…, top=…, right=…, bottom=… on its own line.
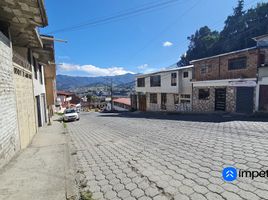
left=180, top=94, right=191, bottom=103
left=228, top=57, right=247, bottom=70
left=183, top=71, right=189, bottom=78
left=171, top=73, right=177, bottom=86
left=33, top=57, right=38, bottom=79
left=181, top=94, right=191, bottom=99
left=137, top=78, right=145, bottom=87
left=200, top=65, right=212, bottom=74
left=39, top=64, right=43, bottom=84
left=150, top=75, right=161, bottom=87
left=259, top=54, right=266, bottom=67
left=150, top=93, right=157, bottom=104
left=181, top=99, right=191, bottom=103
left=174, top=94, right=179, bottom=104
left=198, top=89, right=210, bottom=100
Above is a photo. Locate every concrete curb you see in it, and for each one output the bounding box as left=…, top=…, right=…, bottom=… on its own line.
left=63, top=125, right=80, bottom=200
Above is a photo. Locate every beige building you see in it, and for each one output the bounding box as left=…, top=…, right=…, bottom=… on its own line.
left=135, top=65, right=193, bottom=112
left=0, top=0, right=54, bottom=168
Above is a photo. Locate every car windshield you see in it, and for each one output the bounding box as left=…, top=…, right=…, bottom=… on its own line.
left=65, top=109, right=76, bottom=114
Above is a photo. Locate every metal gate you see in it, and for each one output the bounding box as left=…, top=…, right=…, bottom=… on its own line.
left=259, top=85, right=268, bottom=111
left=236, top=87, right=254, bottom=114
left=215, top=88, right=226, bottom=111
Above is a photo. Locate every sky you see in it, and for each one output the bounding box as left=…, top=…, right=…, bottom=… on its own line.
left=41, top=0, right=267, bottom=77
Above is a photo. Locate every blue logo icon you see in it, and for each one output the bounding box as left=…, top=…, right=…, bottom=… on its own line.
left=222, top=167, right=237, bottom=182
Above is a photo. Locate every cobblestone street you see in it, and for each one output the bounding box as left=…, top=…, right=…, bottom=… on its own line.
left=68, top=112, right=268, bottom=200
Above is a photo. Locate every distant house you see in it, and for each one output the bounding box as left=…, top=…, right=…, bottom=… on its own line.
left=56, top=91, right=73, bottom=110
left=113, top=98, right=131, bottom=111
left=135, top=65, right=193, bottom=112
left=190, top=34, right=268, bottom=114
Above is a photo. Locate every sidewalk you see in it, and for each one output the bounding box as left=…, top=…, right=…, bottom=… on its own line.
left=0, top=118, right=78, bottom=200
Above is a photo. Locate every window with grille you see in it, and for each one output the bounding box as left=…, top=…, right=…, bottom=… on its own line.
left=137, top=78, right=145, bottom=87
left=171, top=73, right=177, bottom=86
left=150, top=93, right=157, bottom=104
left=199, top=89, right=210, bottom=100
left=150, top=75, right=161, bottom=87
left=228, top=57, right=247, bottom=70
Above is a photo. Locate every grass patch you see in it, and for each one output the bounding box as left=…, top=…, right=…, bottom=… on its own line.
left=80, top=191, right=94, bottom=200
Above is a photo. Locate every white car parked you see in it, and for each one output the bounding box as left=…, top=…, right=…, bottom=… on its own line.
left=63, top=109, right=80, bottom=122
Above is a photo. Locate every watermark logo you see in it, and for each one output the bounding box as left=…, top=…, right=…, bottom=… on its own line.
left=222, top=166, right=268, bottom=182
left=222, top=167, right=237, bottom=182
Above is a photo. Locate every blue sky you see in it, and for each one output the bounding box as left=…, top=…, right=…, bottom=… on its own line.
left=41, top=0, right=267, bottom=77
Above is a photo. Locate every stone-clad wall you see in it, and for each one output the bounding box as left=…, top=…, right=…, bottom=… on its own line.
left=193, top=86, right=236, bottom=113
left=0, top=32, right=20, bottom=168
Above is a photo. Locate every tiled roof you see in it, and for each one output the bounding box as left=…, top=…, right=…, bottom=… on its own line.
left=113, top=98, right=131, bottom=106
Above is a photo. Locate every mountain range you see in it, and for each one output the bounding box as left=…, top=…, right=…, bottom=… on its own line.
left=56, top=73, right=137, bottom=91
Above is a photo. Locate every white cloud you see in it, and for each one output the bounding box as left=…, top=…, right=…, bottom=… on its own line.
left=137, top=64, right=149, bottom=69
left=163, top=41, right=173, bottom=47
left=59, top=63, right=134, bottom=77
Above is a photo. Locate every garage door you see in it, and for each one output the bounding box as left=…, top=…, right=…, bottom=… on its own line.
left=259, top=85, right=268, bottom=111
left=236, top=87, right=254, bottom=114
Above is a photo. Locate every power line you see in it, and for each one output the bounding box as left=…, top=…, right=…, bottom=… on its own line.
left=126, top=0, right=201, bottom=65
left=46, top=0, right=185, bottom=34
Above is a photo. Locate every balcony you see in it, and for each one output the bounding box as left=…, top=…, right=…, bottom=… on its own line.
left=13, top=52, right=31, bottom=71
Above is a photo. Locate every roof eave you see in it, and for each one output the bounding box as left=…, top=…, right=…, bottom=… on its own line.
left=37, top=0, right=48, bottom=27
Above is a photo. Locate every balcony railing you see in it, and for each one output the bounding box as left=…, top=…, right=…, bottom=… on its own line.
left=12, top=52, right=32, bottom=72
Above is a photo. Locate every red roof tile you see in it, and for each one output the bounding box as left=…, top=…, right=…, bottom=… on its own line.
left=113, top=98, right=131, bottom=106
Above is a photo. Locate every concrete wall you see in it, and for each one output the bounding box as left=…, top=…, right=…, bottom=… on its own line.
left=0, top=32, right=20, bottom=168
left=256, top=67, right=268, bottom=111
left=136, top=71, right=179, bottom=94
left=32, top=64, right=47, bottom=127
left=136, top=68, right=193, bottom=95
left=13, top=63, right=37, bottom=149
left=179, top=68, right=192, bottom=94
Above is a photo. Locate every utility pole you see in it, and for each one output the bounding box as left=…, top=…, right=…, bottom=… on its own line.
left=110, top=78, right=113, bottom=111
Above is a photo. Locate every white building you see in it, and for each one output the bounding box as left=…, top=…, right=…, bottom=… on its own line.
left=135, top=65, right=193, bottom=112
left=32, top=54, right=48, bottom=127
left=254, top=34, right=268, bottom=112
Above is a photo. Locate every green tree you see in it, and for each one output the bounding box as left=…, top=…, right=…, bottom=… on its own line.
left=177, top=1, right=268, bottom=65
left=177, top=26, right=219, bottom=66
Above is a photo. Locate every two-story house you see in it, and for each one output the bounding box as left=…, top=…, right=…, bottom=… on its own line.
left=254, top=34, right=268, bottom=112
left=191, top=35, right=268, bottom=114
left=0, top=0, right=51, bottom=168
left=135, top=65, right=193, bottom=112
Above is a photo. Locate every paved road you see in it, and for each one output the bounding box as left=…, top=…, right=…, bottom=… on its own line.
left=68, top=112, right=268, bottom=200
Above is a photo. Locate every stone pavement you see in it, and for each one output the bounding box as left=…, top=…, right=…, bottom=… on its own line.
left=0, top=118, right=78, bottom=200
left=68, top=112, right=268, bottom=200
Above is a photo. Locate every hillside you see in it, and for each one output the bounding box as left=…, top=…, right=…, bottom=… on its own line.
left=56, top=73, right=136, bottom=90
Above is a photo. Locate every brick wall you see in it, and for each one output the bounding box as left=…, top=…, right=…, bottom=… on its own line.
left=193, top=48, right=259, bottom=81
left=0, top=32, right=20, bottom=168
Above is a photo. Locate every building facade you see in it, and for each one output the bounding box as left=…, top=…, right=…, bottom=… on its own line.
left=191, top=36, right=268, bottom=114
left=255, top=35, right=268, bottom=112
left=135, top=65, right=193, bottom=112
left=0, top=0, right=54, bottom=168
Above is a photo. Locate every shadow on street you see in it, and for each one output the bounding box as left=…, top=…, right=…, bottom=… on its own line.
left=96, top=111, right=268, bottom=123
